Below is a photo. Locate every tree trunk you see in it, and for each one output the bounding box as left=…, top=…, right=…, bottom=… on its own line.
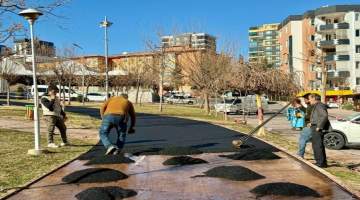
left=159, top=72, right=164, bottom=113
left=68, top=81, right=71, bottom=105
left=223, top=96, right=227, bottom=120
left=82, top=75, right=85, bottom=106
left=6, top=85, right=10, bottom=106
left=256, top=94, right=266, bottom=136
left=204, top=92, right=210, bottom=114
left=62, top=85, right=66, bottom=105
left=135, top=79, right=140, bottom=104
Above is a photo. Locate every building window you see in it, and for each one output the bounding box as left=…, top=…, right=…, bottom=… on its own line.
left=310, top=35, right=315, bottom=41
left=356, top=13, right=359, bottom=21
left=356, top=61, right=360, bottom=69
left=357, top=77, right=360, bottom=85
left=356, top=29, right=360, bottom=37
left=357, top=45, right=360, bottom=53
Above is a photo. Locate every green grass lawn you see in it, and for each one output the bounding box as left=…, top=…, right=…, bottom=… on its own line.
left=0, top=129, right=95, bottom=198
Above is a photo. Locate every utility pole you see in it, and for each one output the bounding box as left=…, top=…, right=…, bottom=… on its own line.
left=100, top=16, right=112, bottom=100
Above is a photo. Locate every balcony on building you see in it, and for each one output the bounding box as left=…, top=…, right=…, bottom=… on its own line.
left=319, top=38, right=350, bottom=49
left=325, top=54, right=350, bottom=62
left=318, top=22, right=349, bottom=32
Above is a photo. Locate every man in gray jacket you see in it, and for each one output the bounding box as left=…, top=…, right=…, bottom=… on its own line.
left=309, top=93, right=330, bottom=168
left=40, top=85, right=68, bottom=148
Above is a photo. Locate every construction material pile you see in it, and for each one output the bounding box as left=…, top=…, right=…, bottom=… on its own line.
left=75, top=186, right=137, bottom=200
left=250, top=182, right=321, bottom=198
left=193, top=166, right=265, bottom=181
left=62, top=168, right=128, bottom=183
left=219, top=149, right=281, bottom=161
left=163, top=156, right=208, bottom=166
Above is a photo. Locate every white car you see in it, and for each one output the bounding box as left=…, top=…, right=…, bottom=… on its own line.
left=327, top=102, right=340, bottom=108
left=214, top=96, right=268, bottom=114
left=214, top=99, right=242, bottom=113
left=325, top=113, right=360, bottom=150
left=166, top=95, right=195, bottom=104
left=85, top=93, right=107, bottom=102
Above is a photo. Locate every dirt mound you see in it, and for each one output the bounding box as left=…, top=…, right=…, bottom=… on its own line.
left=62, top=168, right=128, bottom=183
left=250, top=182, right=321, bottom=198
left=75, top=186, right=137, bottom=200
left=219, top=149, right=281, bottom=161
left=78, top=148, right=105, bottom=160
left=163, top=156, right=208, bottom=166
left=194, top=166, right=265, bottom=181
left=85, top=155, right=135, bottom=165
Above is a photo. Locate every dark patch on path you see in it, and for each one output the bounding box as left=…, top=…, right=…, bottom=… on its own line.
left=163, top=156, right=208, bottom=166
left=85, top=155, right=134, bottom=165
left=219, top=149, right=281, bottom=161
left=250, top=182, right=321, bottom=198
left=62, top=168, right=128, bottom=184
left=193, top=166, right=265, bottom=181
left=75, top=186, right=137, bottom=200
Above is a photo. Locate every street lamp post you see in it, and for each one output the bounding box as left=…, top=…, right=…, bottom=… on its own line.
left=19, top=8, right=44, bottom=155
left=100, top=16, right=112, bottom=100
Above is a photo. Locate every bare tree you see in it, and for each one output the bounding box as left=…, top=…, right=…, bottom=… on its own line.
left=0, top=56, right=19, bottom=105
left=231, top=61, right=300, bottom=136
left=0, top=0, right=69, bottom=43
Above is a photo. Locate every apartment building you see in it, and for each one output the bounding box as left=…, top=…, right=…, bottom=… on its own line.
left=249, top=23, right=280, bottom=67
left=13, top=38, right=56, bottom=63
left=279, top=5, right=360, bottom=91
left=161, top=33, right=216, bottom=51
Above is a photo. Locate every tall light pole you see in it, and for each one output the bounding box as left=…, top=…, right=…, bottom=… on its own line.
left=100, top=16, right=112, bottom=100
left=19, top=8, right=44, bottom=155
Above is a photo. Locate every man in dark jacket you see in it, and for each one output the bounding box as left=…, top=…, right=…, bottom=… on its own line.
left=309, top=93, right=330, bottom=168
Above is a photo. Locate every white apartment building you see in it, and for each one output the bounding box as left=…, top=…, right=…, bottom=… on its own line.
left=314, top=5, right=360, bottom=91
left=161, top=32, right=216, bottom=51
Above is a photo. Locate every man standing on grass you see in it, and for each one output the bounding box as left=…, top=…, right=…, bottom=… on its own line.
left=40, top=85, right=68, bottom=148
left=309, top=93, right=330, bottom=168
left=99, top=93, right=136, bottom=155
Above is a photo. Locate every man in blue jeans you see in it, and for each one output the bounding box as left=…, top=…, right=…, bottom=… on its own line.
left=297, top=95, right=313, bottom=158
left=99, top=94, right=136, bottom=155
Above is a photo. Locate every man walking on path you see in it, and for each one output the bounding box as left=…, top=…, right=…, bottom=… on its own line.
left=309, top=93, right=330, bottom=168
left=40, top=85, right=68, bottom=148
left=297, top=95, right=313, bottom=158
left=99, top=94, right=136, bottom=155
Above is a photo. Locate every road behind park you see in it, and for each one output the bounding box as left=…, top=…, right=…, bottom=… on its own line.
left=1, top=102, right=357, bottom=199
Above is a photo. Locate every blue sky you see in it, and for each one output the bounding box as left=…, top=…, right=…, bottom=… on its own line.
left=6, top=0, right=360, bottom=57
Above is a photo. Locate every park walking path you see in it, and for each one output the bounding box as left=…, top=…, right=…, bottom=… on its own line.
left=2, top=109, right=357, bottom=200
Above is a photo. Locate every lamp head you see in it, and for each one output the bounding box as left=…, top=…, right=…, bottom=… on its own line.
left=19, top=8, right=43, bottom=21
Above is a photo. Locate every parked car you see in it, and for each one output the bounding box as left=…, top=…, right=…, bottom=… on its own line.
left=85, top=93, right=107, bottom=102
left=166, top=95, right=195, bottom=105
left=214, top=98, right=242, bottom=113
left=324, top=113, right=360, bottom=150
left=327, top=102, right=340, bottom=108
left=214, top=95, right=269, bottom=114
